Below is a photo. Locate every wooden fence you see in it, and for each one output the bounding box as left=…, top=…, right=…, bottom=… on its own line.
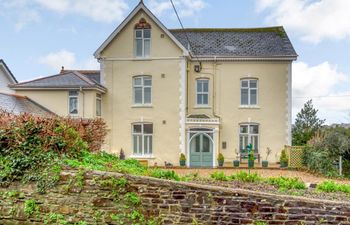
left=285, top=145, right=304, bottom=168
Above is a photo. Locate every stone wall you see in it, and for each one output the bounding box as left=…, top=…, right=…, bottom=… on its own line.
left=1, top=170, right=350, bottom=225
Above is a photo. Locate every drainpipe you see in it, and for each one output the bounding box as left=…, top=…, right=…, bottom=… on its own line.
left=80, top=86, right=85, bottom=118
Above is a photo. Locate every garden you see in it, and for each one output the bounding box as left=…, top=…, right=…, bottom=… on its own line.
left=1, top=99, right=350, bottom=224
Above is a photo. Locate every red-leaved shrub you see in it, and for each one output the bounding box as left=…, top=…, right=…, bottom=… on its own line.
left=0, top=111, right=107, bottom=154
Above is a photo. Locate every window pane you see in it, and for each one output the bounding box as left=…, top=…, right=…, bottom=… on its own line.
left=69, top=97, right=78, bottom=114
left=241, top=89, right=248, bottom=105
left=96, top=98, right=101, bottom=116
left=144, top=39, right=150, bottom=57
left=133, top=124, right=142, bottom=133
left=251, top=136, right=259, bottom=151
left=143, top=78, right=152, bottom=86
left=202, top=94, right=208, bottom=105
left=202, top=135, right=210, bottom=152
left=133, top=135, right=138, bottom=154
left=144, top=29, right=151, bottom=38
left=250, top=80, right=257, bottom=88
left=240, top=125, right=248, bottom=134
left=69, top=90, right=78, bottom=96
left=135, top=30, right=142, bottom=38
left=144, top=136, right=149, bottom=154
left=134, top=87, right=142, bottom=104
left=250, top=125, right=259, bottom=134
left=144, top=87, right=151, bottom=104
left=241, top=80, right=248, bottom=88
left=136, top=39, right=143, bottom=57
left=250, top=89, right=257, bottom=105
left=197, top=80, right=203, bottom=92
left=148, top=136, right=152, bottom=154
left=134, top=77, right=142, bottom=85
left=138, top=135, right=142, bottom=154
left=197, top=94, right=202, bottom=105
left=240, top=135, right=248, bottom=151
left=195, top=135, right=200, bottom=152
left=143, top=124, right=153, bottom=134
left=203, top=80, right=209, bottom=92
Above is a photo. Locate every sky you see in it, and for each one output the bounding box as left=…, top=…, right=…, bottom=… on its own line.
left=1, top=0, right=350, bottom=124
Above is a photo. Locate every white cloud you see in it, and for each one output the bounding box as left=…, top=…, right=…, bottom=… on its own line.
left=38, top=50, right=99, bottom=72
left=34, top=0, right=129, bottom=23
left=292, top=61, right=350, bottom=124
left=148, top=0, right=207, bottom=18
left=256, top=0, right=350, bottom=43
left=0, top=0, right=129, bottom=30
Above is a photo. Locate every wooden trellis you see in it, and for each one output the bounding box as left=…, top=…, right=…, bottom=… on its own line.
left=285, top=145, right=304, bottom=168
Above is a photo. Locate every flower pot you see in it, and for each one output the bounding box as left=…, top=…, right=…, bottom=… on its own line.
left=262, top=160, right=269, bottom=168
left=179, top=160, right=186, bottom=167
left=280, top=161, right=288, bottom=168
left=248, top=160, right=254, bottom=168
left=218, top=160, right=224, bottom=167
left=233, top=160, right=240, bottom=167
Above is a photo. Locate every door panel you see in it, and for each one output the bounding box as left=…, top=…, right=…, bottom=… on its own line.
left=190, top=133, right=213, bottom=167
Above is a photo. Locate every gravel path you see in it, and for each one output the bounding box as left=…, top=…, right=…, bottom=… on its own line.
left=168, top=168, right=350, bottom=185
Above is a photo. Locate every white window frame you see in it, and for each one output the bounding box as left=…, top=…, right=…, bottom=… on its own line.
left=196, top=79, right=209, bottom=106
left=239, top=123, right=259, bottom=152
left=132, top=123, right=153, bottom=156
left=133, top=76, right=152, bottom=105
left=240, top=79, right=258, bottom=106
left=135, top=29, right=151, bottom=58
left=96, top=93, right=102, bottom=117
left=68, top=90, right=79, bottom=116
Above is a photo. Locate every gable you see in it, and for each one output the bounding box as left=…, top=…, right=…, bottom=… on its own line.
left=95, top=3, right=188, bottom=59
left=0, top=60, right=17, bottom=93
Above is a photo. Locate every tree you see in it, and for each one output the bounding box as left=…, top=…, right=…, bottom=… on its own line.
left=292, top=100, right=325, bottom=146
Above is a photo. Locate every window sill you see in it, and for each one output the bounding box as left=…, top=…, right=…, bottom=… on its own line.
left=132, top=104, right=153, bottom=108
left=239, top=105, right=260, bottom=109
left=194, top=105, right=211, bottom=109
left=130, top=155, right=155, bottom=159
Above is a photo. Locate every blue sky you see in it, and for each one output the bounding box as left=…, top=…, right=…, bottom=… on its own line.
left=1, top=0, right=350, bottom=124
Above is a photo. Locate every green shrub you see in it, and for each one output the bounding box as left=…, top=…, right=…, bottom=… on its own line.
left=230, top=171, right=261, bottom=182
left=317, top=180, right=350, bottom=194
left=24, top=199, right=39, bottom=217
left=210, top=171, right=229, bottom=181
left=217, top=153, right=224, bottom=162
left=280, top=149, right=288, bottom=164
left=266, top=177, right=306, bottom=190
left=180, top=153, right=186, bottom=161
left=150, top=169, right=180, bottom=181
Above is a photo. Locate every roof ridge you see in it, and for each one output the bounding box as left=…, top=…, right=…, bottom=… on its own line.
left=10, top=72, right=73, bottom=86
left=169, top=26, right=284, bottom=32
left=71, top=71, right=96, bottom=86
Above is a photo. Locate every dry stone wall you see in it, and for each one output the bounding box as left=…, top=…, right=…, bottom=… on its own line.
left=1, top=170, right=350, bottom=225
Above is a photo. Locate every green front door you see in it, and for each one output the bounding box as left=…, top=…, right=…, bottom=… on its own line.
left=190, top=133, right=213, bottom=167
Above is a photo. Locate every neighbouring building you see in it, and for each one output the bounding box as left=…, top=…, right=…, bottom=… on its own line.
left=9, top=1, right=297, bottom=167
left=0, top=59, right=53, bottom=116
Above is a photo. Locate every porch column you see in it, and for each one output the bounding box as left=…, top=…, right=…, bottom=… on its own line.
left=213, top=127, right=219, bottom=168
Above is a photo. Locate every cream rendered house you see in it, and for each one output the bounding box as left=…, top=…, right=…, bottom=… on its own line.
left=11, top=1, right=297, bottom=167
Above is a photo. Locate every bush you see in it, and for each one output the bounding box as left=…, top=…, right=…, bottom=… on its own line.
left=230, top=171, right=261, bottom=182
left=317, top=180, right=350, bottom=194
left=210, top=171, right=229, bottom=181
left=217, top=153, right=224, bottom=162
left=279, top=149, right=288, bottom=164
left=266, top=177, right=306, bottom=190
left=179, top=153, right=186, bottom=161
left=0, top=111, right=106, bottom=187
left=149, top=169, right=180, bottom=181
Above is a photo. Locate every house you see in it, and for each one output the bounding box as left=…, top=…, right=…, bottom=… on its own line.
left=0, top=59, right=53, bottom=116
left=10, top=1, right=297, bottom=167
left=10, top=69, right=106, bottom=118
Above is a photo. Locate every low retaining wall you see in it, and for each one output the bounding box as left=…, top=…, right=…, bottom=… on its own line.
left=1, top=170, right=350, bottom=225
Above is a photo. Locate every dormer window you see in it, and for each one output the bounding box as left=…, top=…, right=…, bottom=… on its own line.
left=135, top=18, right=151, bottom=58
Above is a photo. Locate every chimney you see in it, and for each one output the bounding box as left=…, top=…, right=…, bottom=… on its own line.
left=60, top=66, right=65, bottom=74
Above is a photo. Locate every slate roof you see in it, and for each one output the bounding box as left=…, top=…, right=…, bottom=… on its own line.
left=0, top=93, right=54, bottom=117
left=60, top=70, right=101, bottom=84
left=169, top=27, right=297, bottom=58
left=10, top=71, right=106, bottom=92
